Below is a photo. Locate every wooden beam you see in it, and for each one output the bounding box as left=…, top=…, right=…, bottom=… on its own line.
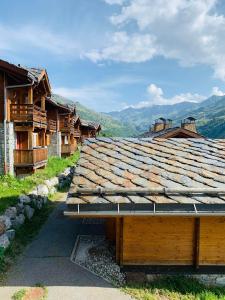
left=116, top=218, right=124, bottom=266
left=28, top=130, right=33, bottom=149
left=194, top=217, right=200, bottom=269
left=41, top=95, right=45, bottom=111
left=28, top=87, right=33, bottom=104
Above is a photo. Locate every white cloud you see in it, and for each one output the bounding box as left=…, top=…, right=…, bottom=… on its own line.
left=211, top=86, right=225, bottom=96
left=87, top=0, right=225, bottom=81
left=85, top=31, right=157, bottom=63
left=125, top=83, right=205, bottom=108
left=0, top=24, right=81, bottom=57
left=104, top=0, right=125, bottom=4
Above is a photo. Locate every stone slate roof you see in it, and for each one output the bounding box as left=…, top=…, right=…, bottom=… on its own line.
left=68, top=138, right=225, bottom=205
left=80, top=119, right=101, bottom=130
left=23, top=67, right=44, bottom=82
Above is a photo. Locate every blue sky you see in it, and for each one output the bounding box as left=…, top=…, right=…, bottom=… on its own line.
left=1, top=0, right=225, bottom=112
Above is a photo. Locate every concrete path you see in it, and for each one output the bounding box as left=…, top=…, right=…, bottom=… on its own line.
left=0, top=194, right=131, bottom=300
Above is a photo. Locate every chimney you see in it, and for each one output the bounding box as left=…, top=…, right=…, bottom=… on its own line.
left=181, top=117, right=197, bottom=133
left=153, top=118, right=167, bottom=132
left=164, top=119, right=173, bottom=130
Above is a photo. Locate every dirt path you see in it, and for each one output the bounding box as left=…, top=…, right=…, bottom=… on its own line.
left=0, top=194, right=131, bottom=300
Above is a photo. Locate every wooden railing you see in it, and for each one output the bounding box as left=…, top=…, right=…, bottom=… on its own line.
left=10, top=104, right=47, bottom=125
left=59, top=117, right=75, bottom=134
left=74, top=129, right=81, bottom=137
left=47, top=119, right=57, bottom=132
left=14, top=148, right=48, bottom=166
left=61, top=144, right=76, bottom=155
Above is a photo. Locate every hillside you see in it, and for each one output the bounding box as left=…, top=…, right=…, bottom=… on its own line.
left=52, top=94, right=138, bottom=137
left=108, top=95, right=225, bottom=138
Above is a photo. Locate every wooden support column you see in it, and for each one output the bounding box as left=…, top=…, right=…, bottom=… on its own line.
left=116, top=218, right=124, bottom=266
left=41, top=95, right=45, bottom=111
left=194, top=218, right=200, bottom=269
left=28, top=87, right=33, bottom=104
left=28, top=130, right=34, bottom=150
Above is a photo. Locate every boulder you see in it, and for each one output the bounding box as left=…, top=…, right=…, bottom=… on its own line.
left=16, top=203, right=24, bottom=214
left=19, top=194, right=31, bottom=204
left=44, top=177, right=58, bottom=188
left=37, top=184, right=49, bottom=196
left=28, top=188, right=38, bottom=196
left=0, top=234, right=10, bottom=249
left=0, top=221, right=6, bottom=235
left=11, top=214, right=25, bottom=228
left=4, top=207, right=17, bottom=219
left=24, top=205, right=35, bottom=220
left=6, top=229, right=15, bottom=241
left=49, top=186, right=57, bottom=195
left=36, top=201, right=43, bottom=210
left=0, top=215, right=12, bottom=230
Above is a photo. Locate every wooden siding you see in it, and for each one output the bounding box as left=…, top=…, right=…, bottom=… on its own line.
left=0, top=72, right=4, bottom=122
left=14, top=148, right=48, bottom=167
left=199, top=217, right=225, bottom=265
left=122, top=216, right=195, bottom=265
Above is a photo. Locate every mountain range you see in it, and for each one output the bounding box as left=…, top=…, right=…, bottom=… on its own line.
left=107, top=95, right=225, bottom=138
left=53, top=93, right=225, bottom=138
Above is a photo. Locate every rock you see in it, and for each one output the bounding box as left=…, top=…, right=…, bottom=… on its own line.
left=42, top=196, right=48, bottom=205
left=6, top=229, right=15, bottom=241
left=36, top=200, right=43, bottom=210
left=16, top=203, right=24, bottom=214
left=37, top=184, right=49, bottom=196
left=24, top=205, right=35, bottom=220
left=49, top=186, right=57, bottom=195
left=44, top=177, right=58, bottom=188
left=19, top=194, right=31, bottom=204
left=11, top=214, right=25, bottom=228
left=0, top=216, right=12, bottom=230
left=215, top=276, right=225, bottom=286
left=28, top=188, right=38, bottom=196
left=0, top=221, right=6, bottom=235
left=0, top=234, right=10, bottom=249
left=4, top=207, right=17, bottom=219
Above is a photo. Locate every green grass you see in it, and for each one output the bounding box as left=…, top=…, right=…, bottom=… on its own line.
left=123, top=276, right=225, bottom=300
left=0, top=151, right=80, bottom=213
left=11, top=289, right=26, bottom=300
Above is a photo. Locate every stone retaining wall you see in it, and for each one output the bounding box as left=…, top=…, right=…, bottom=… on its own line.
left=0, top=166, right=74, bottom=249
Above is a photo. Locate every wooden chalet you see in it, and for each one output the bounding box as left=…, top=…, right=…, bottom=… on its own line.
left=0, top=59, right=51, bottom=175
left=139, top=117, right=203, bottom=139
left=66, top=138, right=225, bottom=272
left=80, top=119, right=101, bottom=142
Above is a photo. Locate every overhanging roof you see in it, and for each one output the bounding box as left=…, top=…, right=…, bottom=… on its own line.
left=66, top=137, right=225, bottom=215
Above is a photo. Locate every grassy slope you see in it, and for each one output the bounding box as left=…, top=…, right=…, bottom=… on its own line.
left=0, top=152, right=80, bottom=213
left=123, top=276, right=225, bottom=300
left=52, top=94, right=138, bottom=137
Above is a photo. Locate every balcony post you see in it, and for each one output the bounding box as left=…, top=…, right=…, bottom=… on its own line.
left=28, top=87, right=33, bottom=104
left=41, top=95, right=45, bottom=111
left=28, top=130, right=34, bottom=150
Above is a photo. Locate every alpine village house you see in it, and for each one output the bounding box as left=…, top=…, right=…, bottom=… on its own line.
left=0, top=59, right=101, bottom=176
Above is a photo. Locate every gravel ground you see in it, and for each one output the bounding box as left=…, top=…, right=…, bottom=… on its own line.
left=75, top=235, right=126, bottom=286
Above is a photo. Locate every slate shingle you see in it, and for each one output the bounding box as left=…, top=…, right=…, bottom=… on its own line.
left=67, top=138, right=225, bottom=205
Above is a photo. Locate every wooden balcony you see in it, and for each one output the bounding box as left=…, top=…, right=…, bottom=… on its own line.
left=14, top=148, right=48, bottom=168
left=74, top=129, right=81, bottom=137
left=61, top=144, right=76, bottom=156
left=59, top=117, right=75, bottom=134
left=10, top=104, right=47, bottom=128
left=47, top=119, right=57, bottom=132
